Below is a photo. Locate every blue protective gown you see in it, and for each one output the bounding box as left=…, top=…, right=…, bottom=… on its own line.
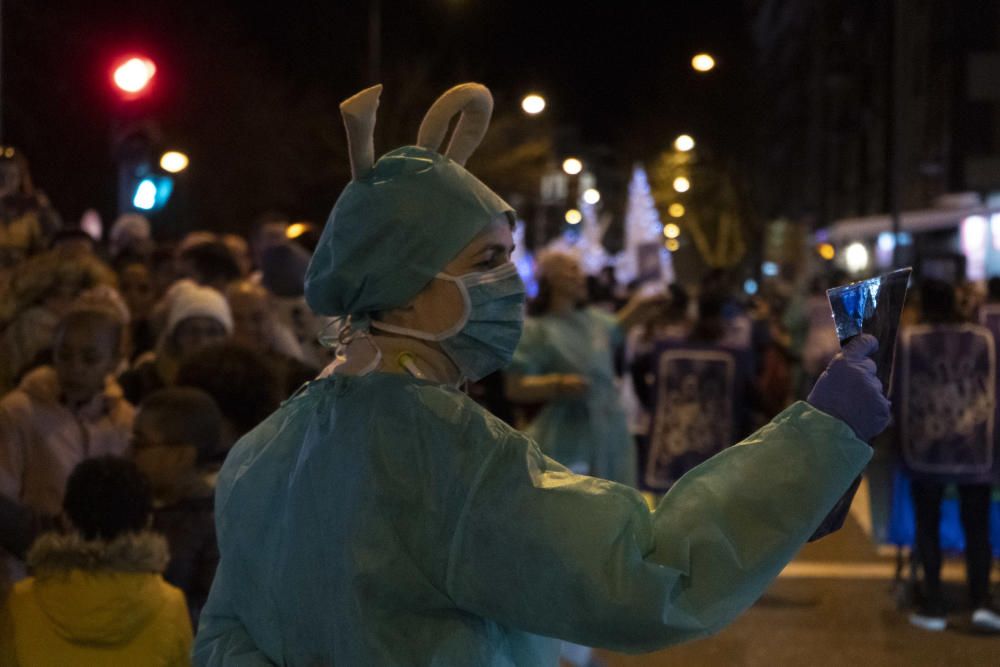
left=194, top=372, right=870, bottom=666
left=510, top=307, right=637, bottom=485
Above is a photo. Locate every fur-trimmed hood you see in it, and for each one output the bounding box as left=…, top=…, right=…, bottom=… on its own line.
left=28, top=530, right=170, bottom=574
left=22, top=531, right=173, bottom=645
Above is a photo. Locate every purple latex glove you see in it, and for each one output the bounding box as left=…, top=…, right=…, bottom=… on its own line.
left=807, top=334, right=891, bottom=441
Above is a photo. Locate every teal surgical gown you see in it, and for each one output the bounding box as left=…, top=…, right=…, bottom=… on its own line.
left=194, top=372, right=870, bottom=666
left=510, top=307, right=637, bottom=485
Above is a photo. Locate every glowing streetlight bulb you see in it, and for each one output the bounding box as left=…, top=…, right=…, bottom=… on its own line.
left=582, top=188, right=601, bottom=205
left=818, top=243, right=836, bottom=261
left=674, top=134, right=695, bottom=152
left=692, top=53, right=716, bottom=72
left=673, top=176, right=690, bottom=193
left=159, top=151, right=189, bottom=173
left=668, top=203, right=685, bottom=218
left=565, top=209, right=582, bottom=225
left=521, top=94, right=546, bottom=115
left=665, top=239, right=680, bottom=252
left=663, top=223, right=681, bottom=239
left=562, top=158, right=583, bottom=175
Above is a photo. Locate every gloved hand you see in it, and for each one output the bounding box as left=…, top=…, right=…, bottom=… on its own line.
left=807, top=334, right=891, bottom=441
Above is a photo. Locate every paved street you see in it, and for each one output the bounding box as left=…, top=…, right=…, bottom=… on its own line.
left=596, top=486, right=999, bottom=666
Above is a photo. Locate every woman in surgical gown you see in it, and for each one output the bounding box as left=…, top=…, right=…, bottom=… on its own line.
left=194, top=84, right=888, bottom=667
left=505, top=252, right=651, bottom=486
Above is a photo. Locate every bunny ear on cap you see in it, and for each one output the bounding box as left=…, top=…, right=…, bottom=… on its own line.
left=417, top=83, right=493, bottom=166
left=305, top=82, right=513, bottom=318
left=340, top=84, right=382, bottom=180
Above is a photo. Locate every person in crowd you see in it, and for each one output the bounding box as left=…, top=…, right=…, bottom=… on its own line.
left=260, top=240, right=333, bottom=369
left=119, top=281, right=233, bottom=405
left=619, top=283, right=691, bottom=488
left=0, top=250, right=116, bottom=389
left=225, top=280, right=310, bottom=364
left=175, top=342, right=283, bottom=453
left=225, top=280, right=317, bottom=394
left=504, top=250, right=665, bottom=486
left=109, top=213, right=153, bottom=261
left=194, top=83, right=888, bottom=666
left=2, top=456, right=192, bottom=666
left=133, top=388, right=221, bottom=623
left=0, top=305, right=133, bottom=517
left=222, top=233, right=253, bottom=278
left=176, top=240, right=243, bottom=293
left=0, top=305, right=133, bottom=589
left=895, top=280, right=1000, bottom=632
left=632, top=289, right=756, bottom=493
left=116, top=257, right=158, bottom=361
left=0, top=147, right=61, bottom=272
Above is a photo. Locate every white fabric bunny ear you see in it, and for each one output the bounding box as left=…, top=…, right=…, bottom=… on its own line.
left=416, top=83, right=493, bottom=166
left=340, top=84, right=382, bottom=180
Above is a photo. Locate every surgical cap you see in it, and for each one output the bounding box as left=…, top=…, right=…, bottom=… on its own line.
left=304, top=145, right=513, bottom=317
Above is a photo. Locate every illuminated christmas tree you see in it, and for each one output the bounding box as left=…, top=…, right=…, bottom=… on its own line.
left=619, top=164, right=673, bottom=284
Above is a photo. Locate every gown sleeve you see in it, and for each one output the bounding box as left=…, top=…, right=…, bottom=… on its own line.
left=445, top=401, right=871, bottom=653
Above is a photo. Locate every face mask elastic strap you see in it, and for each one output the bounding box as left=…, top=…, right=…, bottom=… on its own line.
left=370, top=274, right=472, bottom=342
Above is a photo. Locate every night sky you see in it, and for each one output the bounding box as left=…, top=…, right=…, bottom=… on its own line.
left=4, top=0, right=755, bottom=234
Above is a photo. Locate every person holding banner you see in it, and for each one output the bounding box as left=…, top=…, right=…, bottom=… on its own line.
left=897, top=280, right=1000, bottom=632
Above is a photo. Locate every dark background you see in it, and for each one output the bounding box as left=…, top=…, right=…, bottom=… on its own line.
left=3, top=1, right=755, bottom=233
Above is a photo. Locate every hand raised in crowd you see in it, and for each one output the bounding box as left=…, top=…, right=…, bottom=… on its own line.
left=807, top=334, right=891, bottom=442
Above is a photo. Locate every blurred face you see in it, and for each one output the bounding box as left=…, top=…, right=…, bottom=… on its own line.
left=227, top=287, right=269, bottom=350
left=132, top=411, right=197, bottom=497
left=544, top=255, right=587, bottom=302
left=119, top=264, right=155, bottom=319
left=53, top=322, right=119, bottom=404
left=44, top=282, right=80, bottom=317
left=172, top=316, right=228, bottom=357
left=223, top=235, right=252, bottom=277
left=0, top=161, right=22, bottom=198
left=378, top=217, right=517, bottom=336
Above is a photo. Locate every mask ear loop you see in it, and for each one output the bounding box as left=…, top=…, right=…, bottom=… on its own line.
left=317, top=316, right=383, bottom=378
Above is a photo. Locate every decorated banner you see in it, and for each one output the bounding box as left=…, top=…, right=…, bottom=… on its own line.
left=645, top=347, right=739, bottom=490
left=899, top=324, right=996, bottom=481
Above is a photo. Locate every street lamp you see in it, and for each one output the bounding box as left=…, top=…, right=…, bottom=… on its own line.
left=562, top=158, right=583, bottom=175
left=565, top=209, right=582, bottom=224
left=672, top=176, right=690, bottom=193
left=159, top=151, right=189, bottom=173
left=668, top=203, right=685, bottom=218
left=521, top=94, right=546, bottom=115
left=674, top=134, right=695, bottom=152
left=663, top=223, right=681, bottom=239
left=665, top=239, right=680, bottom=252
left=582, top=188, right=601, bottom=205
left=691, top=53, right=715, bottom=72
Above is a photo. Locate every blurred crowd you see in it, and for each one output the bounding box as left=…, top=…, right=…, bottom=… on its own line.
left=0, top=145, right=997, bottom=664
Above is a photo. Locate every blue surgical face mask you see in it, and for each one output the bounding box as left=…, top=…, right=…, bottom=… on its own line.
left=371, top=262, right=526, bottom=382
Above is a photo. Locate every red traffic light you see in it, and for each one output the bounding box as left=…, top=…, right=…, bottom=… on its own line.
left=112, top=56, right=156, bottom=98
